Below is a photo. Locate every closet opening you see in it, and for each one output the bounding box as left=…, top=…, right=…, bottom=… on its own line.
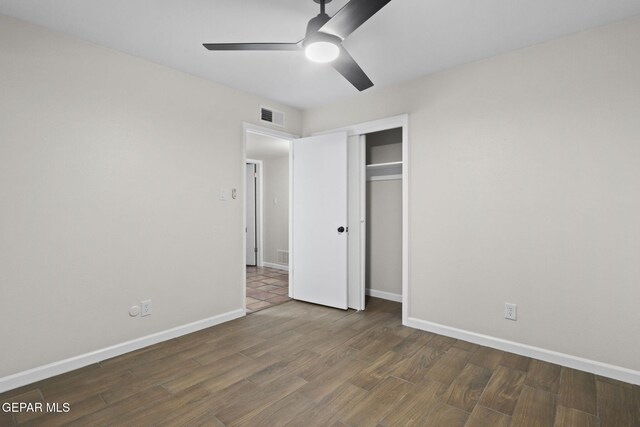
left=363, top=127, right=403, bottom=309
left=323, top=114, right=408, bottom=319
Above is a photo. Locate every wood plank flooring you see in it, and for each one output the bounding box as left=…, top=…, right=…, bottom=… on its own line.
left=1, top=298, right=639, bottom=426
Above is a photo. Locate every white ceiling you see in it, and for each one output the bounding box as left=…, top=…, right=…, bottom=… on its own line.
left=1, top=0, right=639, bottom=109
left=246, top=132, right=290, bottom=160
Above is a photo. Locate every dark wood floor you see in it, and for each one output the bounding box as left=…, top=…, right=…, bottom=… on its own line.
left=1, top=298, right=639, bottom=426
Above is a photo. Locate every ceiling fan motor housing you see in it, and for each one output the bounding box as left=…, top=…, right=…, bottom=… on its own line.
left=304, top=12, right=343, bottom=49
left=305, top=13, right=331, bottom=38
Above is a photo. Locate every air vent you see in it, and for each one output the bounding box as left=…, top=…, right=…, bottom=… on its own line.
left=260, top=106, right=285, bottom=127
left=277, top=250, right=289, bottom=265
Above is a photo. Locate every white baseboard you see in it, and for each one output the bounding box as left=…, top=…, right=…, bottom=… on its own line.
left=366, top=289, right=402, bottom=303
left=0, top=309, right=245, bottom=394
left=262, top=262, right=289, bottom=271
left=405, top=317, right=640, bottom=386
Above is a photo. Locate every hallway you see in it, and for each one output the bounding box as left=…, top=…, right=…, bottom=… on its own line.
left=246, top=266, right=290, bottom=313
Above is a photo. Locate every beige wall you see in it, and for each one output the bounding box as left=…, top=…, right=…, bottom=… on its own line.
left=0, top=15, right=301, bottom=378
left=304, top=17, right=640, bottom=371
left=262, top=156, right=289, bottom=265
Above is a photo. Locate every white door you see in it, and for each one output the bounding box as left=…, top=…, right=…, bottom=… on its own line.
left=246, top=163, right=257, bottom=266
left=291, top=132, right=349, bottom=309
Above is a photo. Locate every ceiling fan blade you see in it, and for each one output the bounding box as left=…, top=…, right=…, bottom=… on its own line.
left=331, top=46, right=373, bottom=91
left=203, top=42, right=302, bottom=51
left=319, top=0, right=392, bottom=40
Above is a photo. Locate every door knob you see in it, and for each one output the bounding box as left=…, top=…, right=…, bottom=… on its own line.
left=337, top=226, right=346, bottom=233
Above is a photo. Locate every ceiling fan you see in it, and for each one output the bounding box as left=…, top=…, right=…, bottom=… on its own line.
left=203, top=0, right=393, bottom=91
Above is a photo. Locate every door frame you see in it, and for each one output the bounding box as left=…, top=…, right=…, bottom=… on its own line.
left=245, top=159, right=263, bottom=267
left=313, top=114, right=409, bottom=324
left=242, top=123, right=298, bottom=314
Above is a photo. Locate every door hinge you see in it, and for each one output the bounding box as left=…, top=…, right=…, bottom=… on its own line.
left=254, top=247, right=258, bottom=253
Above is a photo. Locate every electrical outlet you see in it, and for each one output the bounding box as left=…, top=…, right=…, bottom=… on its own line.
left=504, top=303, right=517, bottom=321
left=141, top=299, right=152, bottom=317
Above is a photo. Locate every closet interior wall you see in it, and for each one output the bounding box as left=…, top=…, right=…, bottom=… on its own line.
left=365, top=128, right=403, bottom=301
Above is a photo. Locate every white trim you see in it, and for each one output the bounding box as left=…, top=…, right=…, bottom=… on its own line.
left=244, top=122, right=297, bottom=141
left=0, top=309, right=245, bottom=394
left=288, top=138, right=294, bottom=299
left=262, top=261, right=289, bottom=271
left=366, top=289, right=402, bottom=303
left=405, top=317, right=640, bottom=386
left=401, top=119, right=409, bottom=325
left=312, top=114, right=408, bottom=137
left=359, top=137, right=366, bottom=311
left=347, top=134, right=365, bottom=311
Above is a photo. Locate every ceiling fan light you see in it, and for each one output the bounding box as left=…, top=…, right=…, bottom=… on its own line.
left=305, top=41, right=340, bottom=63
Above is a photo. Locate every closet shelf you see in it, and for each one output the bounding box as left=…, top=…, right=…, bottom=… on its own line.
left=366, top=161, right=402, bottom=180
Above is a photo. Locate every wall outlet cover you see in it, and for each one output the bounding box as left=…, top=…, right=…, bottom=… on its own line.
left=141, top=299, right=152, bottom=317
left=504, top=303, right=517, bottom=321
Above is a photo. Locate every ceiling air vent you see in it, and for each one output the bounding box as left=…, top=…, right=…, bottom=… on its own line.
left=260, top=107, right=285, bottom=127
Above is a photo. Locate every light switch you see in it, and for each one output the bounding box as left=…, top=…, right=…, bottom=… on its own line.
left=219, top=190, right=228, bottom=201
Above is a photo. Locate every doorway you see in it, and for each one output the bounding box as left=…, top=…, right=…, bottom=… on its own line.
left=243, top=125, right=295, bottom=313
